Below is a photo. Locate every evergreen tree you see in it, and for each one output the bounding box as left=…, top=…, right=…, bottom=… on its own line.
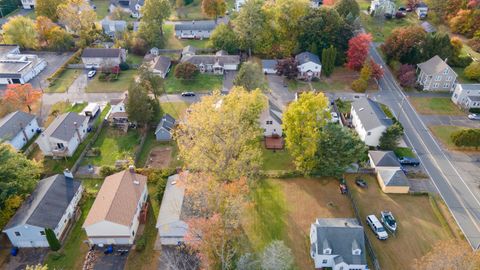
left=45, top=228, right=61, bottom=251
left=379, top=122, right=404, bottom=150
left=322, top=46, right=337, bottom=77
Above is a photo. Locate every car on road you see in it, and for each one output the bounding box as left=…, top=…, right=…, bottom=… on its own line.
left=87, top=70, right=96, bottom=78
left=366, top=215, right=388, bottom=240
left=181, top=92, right=196, bottom=97
left=355, top=178, right=368, bottom=188
left=398, top=157, right=420, bottom=166
left=468, top=113, right=480, bottom=120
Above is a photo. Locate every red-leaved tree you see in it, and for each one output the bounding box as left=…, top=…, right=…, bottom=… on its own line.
left=368, top=59, right=384, bottom=80
left=3, top=84, right=42, bottom=113
left=346, top=33, right=372, bottom=71
left=397, top=64, right=416, bottom=87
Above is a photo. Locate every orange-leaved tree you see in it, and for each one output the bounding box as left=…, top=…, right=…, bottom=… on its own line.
left=3, top=84, right=42, bottom=113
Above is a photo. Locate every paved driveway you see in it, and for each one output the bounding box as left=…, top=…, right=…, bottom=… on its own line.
left=93, top=246, right=130, bottom=270
left=24, top=51, right=74, bottom=90
left=266, top=75, right=295, bottom=106
left=5, top=248, right=49, bottom=270
left=223, top=71, right=236, bottom=92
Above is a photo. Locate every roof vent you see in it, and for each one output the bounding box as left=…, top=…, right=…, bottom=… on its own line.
left=171, top=180, right=177, bottom=185
left=344, top=222, right=348, bottom=227
left=359, top=108, right=364, bottom=111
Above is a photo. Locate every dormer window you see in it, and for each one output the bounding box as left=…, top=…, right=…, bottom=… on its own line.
left=323, top=248, right=332, bottom=255
left=352, top=248, right=361, bottom=255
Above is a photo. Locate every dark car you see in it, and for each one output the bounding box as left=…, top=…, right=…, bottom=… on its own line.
left=398, top=157, right=420, bottom=166
left=181, top=92, right=196, bottom=97
left=355, top=178, right=368, bottom=188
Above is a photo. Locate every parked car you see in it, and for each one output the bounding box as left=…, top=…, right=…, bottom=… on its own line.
left=468, top=113, right=480, bottom=120
left=380, top=211, right=397, bottom=233
left=331, top=112, right=339, bottom=123
left=355, top=178, right=368, bottom=188
left=366, top=215, right=388, bottom=240
left=181, top=92, right=196, bottom=97
left=398, top=157, right=420, bottom=166
left=87, top=70, right=96, bottom=78
left=395, top=11, right=406, bottom=18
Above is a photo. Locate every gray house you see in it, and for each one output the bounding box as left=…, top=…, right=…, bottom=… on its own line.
left=369, top=151, right=410, bottom=193
left=149, top=56, right=171, bottom=78
left=180, top=50, right=240, bottom=75
left=101, top=19, right=127, bottom=38
left=262, top=60, right=278, bottom=74
left=81, top=48, right=127, bottom=69
left=0, top=111, right=39, bottom=151
left=155, top=114, right=176, bottom=141
left=109, top=0, right=144, bottom=18
left=417, top=55, right=457, bottom=91
left=3, top=171, right=83, bottom=248
left=174, top=20, right=218, bottom=39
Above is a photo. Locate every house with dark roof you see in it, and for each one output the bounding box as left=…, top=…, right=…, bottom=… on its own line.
left=109, top=0, right=144, bottom=18
left=416, top=55, right=457, bottom=91
left=149, top=56, right=171, bottom=78
left=36, top=112, right=89, bottom=157
left=351, top=97, right=393, bottom=147
left=155, top=114, right=176, bottom=141
left=81, top=48, right=127, bottom=69
left=420, top=21, right=436, bottom=33
left=101, top=19, right=127, bottom=38
left=180, top=48, right=240, bottom=74
left=369, top=151, right=410, bottom=193
left=416, top=2, right=428, bottom=19
left=261, top=59, right=278, bottom=74
left=310, top=218, right=367, bottom=270
left=3, top=170, right=83, bottom=247
left=260, top=99, right=283, bottom=137
left=451, top=84, right=480, bottom=110
left=295, top=52, right=322, bottom=80
left=174, top=20, right=219, bottom=39
left=0, top=111, right=39, bottom=151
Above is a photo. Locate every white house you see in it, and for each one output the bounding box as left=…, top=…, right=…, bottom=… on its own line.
left=351, top=97, right=393, bottom=147
left=368, top=151, right=410, bottom=193
left=108, top=96, right=129, bottom=131
left=81, top=48, right=127, bottom=69
left=174, top=20, right=218, bottom=39
left=0, top=45, right=47, bottom=84
left=180, top=49, right=240, bottom=75
left=0, top=111, right=39, bottom=151
left=369, top=0, right=396, bottom=17
left=36, top=112, right=89, bottom=157
left=416, top=2, right=428, bottom=19
left=83, top=168, right=148, bottom=245
left=295, top=52, right=322, bottom=80
left=100, top=19, right=127, bottom=39
left=260, top=100, right=283, bottom=137
left=310, top=218, right=367, bottom=270
left=3, top=171, right=83, bottom=248
left=451, top=84, right=480, bottom=110
left=109, top=0, right=144, bottom=18
left=156, top=173, right=188, bottom=246
left=416, top=55, right=457, bottom=91
left=261, top=59, right=278, bottom=74
left=21, top=0, right=35, bottom=9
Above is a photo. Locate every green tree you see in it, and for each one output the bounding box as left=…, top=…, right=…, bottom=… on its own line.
left=421, top=32, right=454, bottom=62
left=45, top=228, right=61, bottom=251
left=126, top=84, right=154, bottom=128
left=464, top=61, right=480, bottom=81
left=209, top=24, right=238, bottom=53
left=175, top=88, right=266, bottom=181
left=313, top=123, right=366, bottom=177
left=138, top=66, right=165, bottom=99
left=47, top=26, right=74, bottom=51
left=334, top=0, right=360, bottom=22
left=2, top=16, right=37, bottom=49
left=233, top=61, right=266, bottom=91
left=283, top=92, right=330, bottom=172
left=379, top=122, right=404, bottom=150
left=138, top=0, right=171, bottom=48
left=35, top=0, right=63, bottom=21
left=174, top=62, right=198, bottom=79
left=321, top=46, right=337, bottom=77
left=57, top=0, right=97, bottom=36
left=451, top=128, right=480, bottom=149
left=201, top=0, right=226, bottom=23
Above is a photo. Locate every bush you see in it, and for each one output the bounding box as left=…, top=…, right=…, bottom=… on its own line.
left=100, top=165, right=121, bottom=177
left=450, top=55, right=473, bottom=68
left=351, top=78, right=368, bottom=92
left=469, top=108, right=480, bottom=113
left=156, top=177, right=167, bottom=203
left=451, top=128, right=480, bottom=149
left=464, top=61, right=480, bottom=82
left=98, top=73, right=107, bottom=81
left=119, top=62, right=130, bottom=71
left=135, top=235, right=146, bottom=251
left=45, top=228, right=61, bottom=251
left=174, top=62, right=198, bottom=79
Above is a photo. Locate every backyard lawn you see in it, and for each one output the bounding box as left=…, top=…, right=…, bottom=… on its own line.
left=126, top=54, right=144, bottom=65
left=92, top=0, right=110, bottom=19
left=170, top=0, right=209, bottom=20
left=85, top=70, right=137, bottom=93
left=409, top=97, right=464, bottom=116
left=360, top=12, right=419, bottom=43
left=164, top=24, right=210, bottom=49
left=46, top=69, right=81, bottom=93
left=347, top=174, right=456, bottom=270
left=161, top=101, right=191, bottom=119
left=244, top=178, right=355, bottom=270
left=261, top=147, right=295, bottom=171
left=164, top=71, right=222, bottom=93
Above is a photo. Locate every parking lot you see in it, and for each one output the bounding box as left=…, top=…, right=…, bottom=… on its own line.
left=23, top=51, right=74, bottom=90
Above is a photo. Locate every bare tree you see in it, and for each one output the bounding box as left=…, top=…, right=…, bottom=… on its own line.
left=260, top=241, right=294, bottom=270
left=161, top=245, right=200, bottom=270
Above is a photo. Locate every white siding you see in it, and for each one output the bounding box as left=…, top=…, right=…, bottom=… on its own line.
left=4, top=225, right=48, bottom=248
left=298, top=62, right=322, bottom=79
left=351, top=107, right=387, bottom=147
left=82, top=57, right=121, bottom=69
left=37, top=118, right=88, bottom=157
left=6, top=118, right=39, bottom=151
left=54, top=185, right=83, bottom=237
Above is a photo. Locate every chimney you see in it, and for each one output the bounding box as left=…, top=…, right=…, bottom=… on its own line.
left=344, top=222, right=348, bottom=227
left=128, top=165, right=135, bottom=173
left=64, top=169, right=74, bottom=179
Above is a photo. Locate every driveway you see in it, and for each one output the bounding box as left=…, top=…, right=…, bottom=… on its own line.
left=419, top=115, right=480, bottom=129
left=223, top=71, right=236, bottom=92
left=4, top=248, right=49, bottom=270
left=93, top=246, right=130, bottom=270
left=24, top=51, right=74, bottom=90
left=266, top=75, right=295, bottom=106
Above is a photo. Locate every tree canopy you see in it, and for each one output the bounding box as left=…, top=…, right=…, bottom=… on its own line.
left=209, top=24, right=238, bottom=53
left=3, top=84, right=42, bottom=113
left=233, top=61, right=266, bottom=91
left=126, top=83, right=155, bottom=128
left=381, top=26, right=426, bottom=64
left=57, top=0, right=97, bottom=37
left=2, top=16, right=37, bottom=49
left=138, top=0, right=171, bottom=48
left=35, top=0, right=63, bottom=21
left=201, top=0, right=226, bottom=22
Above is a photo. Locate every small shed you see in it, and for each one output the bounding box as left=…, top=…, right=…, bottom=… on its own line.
left=376, top=169, right=410, bottom=193
left=81, top=103, right=100, bottom=118
left=420, top=21, right=436, bottom=33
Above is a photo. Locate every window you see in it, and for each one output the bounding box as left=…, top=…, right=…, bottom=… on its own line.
left=322, top=259, right=327, bottom=264
left=443, top=68, right=449, bottom=75
left=433, top=83, right=439, bottom=88
left=266, top=120, right=273, bottom=125
left=367, top=132, right=371, bottom=136
left=40, top=231, right=45, bottom=236
left=435, top=75, right=441, bottom=81
left=132, top=231, right=135, bottom=237
left=57, top=143, right=64, bottom=149
left=447, top=76, right=453, bottom=81
left=14, top=232, right=21, bottom=237
left=444, top=83, right=450, bottom=88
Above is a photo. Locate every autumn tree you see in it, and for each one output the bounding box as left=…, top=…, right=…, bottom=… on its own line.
left=464, top=61, right=480, bottom=81
left=261, top=241, right=294, bottom=270
left=276, top=58, right=299, bottom=80
left=35, top=0, right=63, bottom=21
left=397, top=64, right=416, bottom=87
left=233, top=61, right=266, bottom=91
left=25, top=265, right=48, bottom=270
left=46, top=26, right=74, bottom=51
left=283, top=92, right=330, bottom=172
left=57, top=0, right=97, bottom=40
left=413, top=239, right=480, bottom=269
left=175, top=88, right=266, bottom=181
left=451, top=128, right=480, bottom=149
left=201, top=0, right=226, bottom=22
left=209, top=24, right=238, bottom=53
left=346, top=33, right=372, bottom=71
left=421, top=32, right=454, bottom=62
left=138, top=0, right=171, bottom=48
left=321, top=46, right=337, bottom=77
left=334, top=0, right=360, bottom=22
left=35, top=16, right=56, bottom=47
left=450, top=37, right=473, bottom=68
left=174, top=62, right=198, bottom=80
left=381, top=26, right=426, bottom=64
left=3, top=84, right=42, bottom=113
left=368, top=59, right=384, bottom=80
left=2, top=16, right=37, bottom=49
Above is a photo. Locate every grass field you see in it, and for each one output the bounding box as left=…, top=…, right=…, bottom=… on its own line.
left=164, top=24, right=210, bottom=49
left=161, top=101, right=191, bottom=119
left=126, top=54, right=144, bottom=65
left=347, top=174, right=455, bottom=270
left=261, top=147, right=295, bottom=171
left=429, top=125, right=479, bottom=152
left=164, top=70, right=222, bottom=93
left=171, top=0, right=209, bottom=20
left=85, top=70, right=137, bottom=93
left=46, top=69, right=81, bottom=93
left=92, top=0, right=110, bottom=19
left=394, top=147, right=416, bottom=158
left=409, top=97, right=464, bottom=116
left=244, top=178, right=355, bottom=270
left=360, top=12, right=419, bottom=43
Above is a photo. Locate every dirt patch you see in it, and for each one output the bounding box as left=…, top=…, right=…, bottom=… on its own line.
left=145, top=146, right=172, bottom=169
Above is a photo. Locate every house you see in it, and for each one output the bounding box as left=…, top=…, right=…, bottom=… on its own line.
left=0, top=111, right=39, bottom=151
left=262, top=59, right=278, bottom=74
left=351, top=97, right=393, bottom=147
left=369, top=151, right=410, bottom=193
left=370, top=0, right=396, bottom=17
left=21, top=0, right=35, bottom=9
left=0, top=45, right=47, bottom=84
left=156, top=174, right=188, bottom=246
left=260, top=100, right=283, bottom=137
left=149, top=56, right=171, bottom=78
left=3, top=170, right=83, bottom=248
left=416, top=55, right=457, bottom=91
left=174, top=20, right=218, bottom=39
left=416, top=2, right=428, bottom=19
left=81, top=103, right=100, bottom=118
left=310, top=0, right=323, bottom=8
left=295, top=52, right=322, bottom=80
left=235, top=0, right=246, bottom=11
left=109, top=0, right=144, bottom=18
left=310, top=218, right=367, bottom=270
left=36, top=112, right=89, bottom=157
left=81, top=48, right=127, bottom=69
left=155, top=113, right=176, bottom=141
left=180, top=49, right=240, bottom=75
left=108, top=96, right=129, bottom=131
left=101, top=19, right=127, bottom=39
left=83, top=168, right=148, bottom=245
left=451, top=84, right=480, bottom=110
left=182, top=45, right=197, bottom=57
left=420, top=21, right=436, bottom=33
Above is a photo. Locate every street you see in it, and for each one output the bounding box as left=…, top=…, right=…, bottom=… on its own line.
left=369, top=44, right=480, bottom=249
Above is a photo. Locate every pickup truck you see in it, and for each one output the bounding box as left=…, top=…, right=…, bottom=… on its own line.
left=398, top=157, right=420, bottom=166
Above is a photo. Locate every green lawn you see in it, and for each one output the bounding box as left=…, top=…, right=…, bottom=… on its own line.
left=429, top=125, right=473, bottom=150
left=409, top=97, right=464, bottom=116
left=46, top=69, right=81, bottom=93
left=92, top=0, right=110, bottom=19
left=164, top=24, right=210, bottom=49
left=44, top=102, right=88, bottom=126
left=85, top=70, right=137, bottom=93
left=380, top=103, right=395, bottom=118
left=261, top=147, right=295, bottom=171
left=161, top=101, right=191, bottom=119
left=171, top=0, right=210, bottom=20
left=164, top=71, right=222, bottom=93
left=360, top=12, right=419, bottom=42
left=126, top=54, right=144, bottom=65
left=394, top=147, right=416, bottom=158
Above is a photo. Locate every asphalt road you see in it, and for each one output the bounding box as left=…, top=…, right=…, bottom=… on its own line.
left=369, top=45, right=480, bottom=249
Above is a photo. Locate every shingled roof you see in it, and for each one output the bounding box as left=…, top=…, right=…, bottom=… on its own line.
left=369, top=151, right=400, bottom=168
left=352, top=97, right=393, bottom=131
left=417, top=55, right=455, bottom=75
left=0, top=111, right=36, bottom=141
left=82, top=48, right=122, bottom=58
left=43, top=112, right=87, bottom=142
left=295, top=52, right=321, bottom=65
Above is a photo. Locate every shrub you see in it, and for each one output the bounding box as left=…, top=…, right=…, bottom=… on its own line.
left=98, top=73, right=107, bottom=81
left=464, top=61, right=480, bottom=81
left=397, top=64, right=416, bottom=87
left=119, top=62, right=130, bottom=71
left=451, top=128, right=480, bottom=149
left=156, top=177, right=167, bottom=203
left=45, top=228, right=61, bottom=251
left=351, top=78, right=368, bottom=92
left=135, top=235, right=146, bottom=251
left=100, top=165, right=121, bottom=177
left=469, top=108, right=480, bottom=113
left=50, top=251, right=65, bottom=261
left=174, top=62, right=198, bottom=79
left=450, top=55, right=473, bottom=68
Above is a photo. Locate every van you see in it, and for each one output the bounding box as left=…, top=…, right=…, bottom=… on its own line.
left=366, top=215, right=388, bottom=240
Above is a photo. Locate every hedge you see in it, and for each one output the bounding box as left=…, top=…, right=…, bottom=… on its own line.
left=47, top=48, right=83, bottom=84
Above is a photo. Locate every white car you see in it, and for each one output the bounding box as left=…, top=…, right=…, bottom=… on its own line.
left=366, top=215, right=388, bottom=240
left=87, top=70, right=96, bottom=78
left=468, top=113, right=480, bottom=120
left=330, top=112, right=339, bottom=123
